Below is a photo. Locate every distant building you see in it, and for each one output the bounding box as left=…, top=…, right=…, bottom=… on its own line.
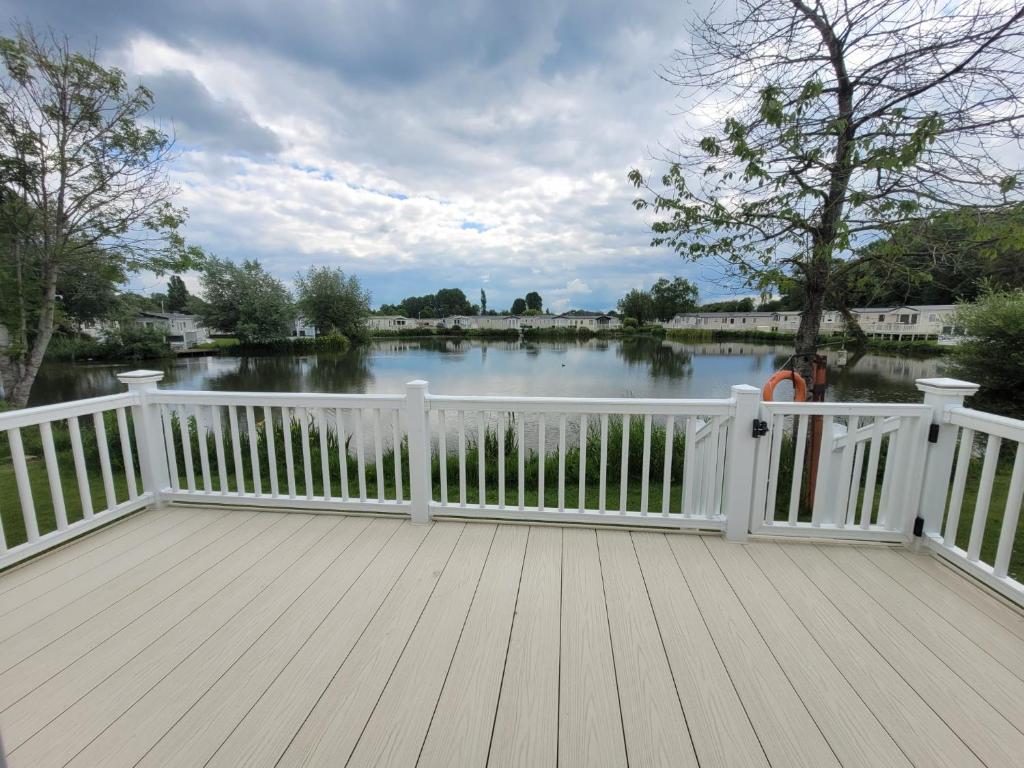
left=367, top=315, right=411, bottom=331
left=554, top=312, right=622, bottom=329
left=291, top=317, right=317, bottom=339
left=135, top=312, right=210, bottom=350
left=667, top=304, right=958, bottom=339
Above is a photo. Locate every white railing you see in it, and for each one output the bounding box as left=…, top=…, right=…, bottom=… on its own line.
left=921, top=402, right=1024, bottom=603
left=1, top=371, right=1022, bottom=608
left=751, top=401, right=931, bottom=540
left=0, top=391, right=152, bottom=569
left=424, top=392, right=739, bottom=528
left=148, top=389, right=411, bottom=515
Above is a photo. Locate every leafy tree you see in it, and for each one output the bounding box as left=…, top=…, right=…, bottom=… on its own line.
left=0, top=27, right=200, bottom=406
left=167, top=275, right=190, bottom=313
left=54, top=247, right=126, bottom=329
left=839, top=206, right=1024, bottom=307
left=630, top=1, right=1024, bottom=380
left=200, top=257, right=294, bottom=343
left=525, top=291, right=543, bottom=312
left=480, top=289, right=487, bottom=314
left=434, top=288, right=474, bottom=316
left=618, top=289, right=654, bottom=324
left=295, top=266, right=371, bottom=339
left=510, top=297, right=527, bottom=315
left=700, top=298, right=757, bottom=313
left=952, top=290, right=1024, bottom=417
left=650, top=277, right=699, bottom=321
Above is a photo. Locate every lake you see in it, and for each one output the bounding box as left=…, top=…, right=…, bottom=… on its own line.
left=29, top=337, right=947, bottom=407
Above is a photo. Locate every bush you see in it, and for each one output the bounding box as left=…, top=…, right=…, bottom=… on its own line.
left=952, top=290, right=1024, bottom=415
left=45, top=327, right=172, bottom=362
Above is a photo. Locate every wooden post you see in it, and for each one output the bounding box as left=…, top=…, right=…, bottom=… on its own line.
left=405, top=380, right=431, bottom=524
left=117, top=369, right=169, bottom=501
left=915, top=377, right=980, bottom=540
left=724, top=384, right=761, bottom=541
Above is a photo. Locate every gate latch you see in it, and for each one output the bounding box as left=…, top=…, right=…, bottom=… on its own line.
left=752, top=419, right=769, bottom=438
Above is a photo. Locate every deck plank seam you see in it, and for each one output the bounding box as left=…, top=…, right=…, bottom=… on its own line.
left=7, top=514, right=327, bottom=757
left=412, top=524, right=501, bottom=767
left=627, top=532, right=705, bottom=767
left=731, top=541, right=918, bottom=768
left=0, top=509, right=262, bottom=676
left=660, top=537, right=774, bottom=766
left=136, top=519, right=407, bottom=767
left=0, top=506, right=213, bottom=624
left=698, top=537, right=843, bottom=768
left=593, top=529, right=632, bottom=767
left=202, top=519, right=437, bottom=768
left=335, top=522, right=469, bottom=768
left=815, top=544, right=1024, bottom=739
left=0, top=506, right=173, bottom=595
left=0, top=511, right=281, bottom=709
left=481, top=525, right=531, bottom=768
left=57, top=516, right=358, bottom=767
left=777, top=543, right=990, bottom=767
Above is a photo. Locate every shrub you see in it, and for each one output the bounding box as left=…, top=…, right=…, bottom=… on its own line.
left=952, top=290, right=1024, bottom=416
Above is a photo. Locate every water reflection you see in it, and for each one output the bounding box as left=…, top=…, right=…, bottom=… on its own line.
left=29, top=338, right=946, bottom=407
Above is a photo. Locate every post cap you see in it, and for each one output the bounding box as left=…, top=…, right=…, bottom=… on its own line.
left=117, top=369, right=165, bottom=386
left=730, top=384, right=761, bottom=395
left=405, top=379, right=429, bottom=388
left=915, top=377, right=980, bottom=397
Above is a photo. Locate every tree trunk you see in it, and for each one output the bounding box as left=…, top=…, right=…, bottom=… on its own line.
left=793, top=276, right=825, bottom=383
left=4, top=263, right=59, bottom=409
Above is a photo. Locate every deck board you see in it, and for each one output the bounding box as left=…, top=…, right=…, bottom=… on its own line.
left=826, top=545, right=1024, bottom=732
left=558, top=528, right=628, bottom=768
left=487, top=526, right=562, bottom=768
left=786, top=543, right=1024, bottom=768
left=3, top=505, right=1024, bottom=768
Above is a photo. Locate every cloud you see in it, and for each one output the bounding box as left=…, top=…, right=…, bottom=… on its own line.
left=145, top=69, right=282, bottom=156
left=0, top=0, right=743, bottom=309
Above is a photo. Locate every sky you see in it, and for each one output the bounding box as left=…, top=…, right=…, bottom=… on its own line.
left=0, top=0, right=742, bottom=313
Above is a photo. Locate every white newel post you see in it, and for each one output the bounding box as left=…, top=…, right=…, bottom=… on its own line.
left=723, top=384, right=761, bottom=542
left=915, top=377, right=980, bottom=541
left=118, top=370, right=170, bottom=501
left=405, top=380, right=432, bottom=524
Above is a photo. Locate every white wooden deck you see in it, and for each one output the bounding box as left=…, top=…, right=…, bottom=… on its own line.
left=1, top=505, right=1023, bottom=768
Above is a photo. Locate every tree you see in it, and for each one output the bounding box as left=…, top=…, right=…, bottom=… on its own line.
left=630, top=1, right=1024, bottom=379
left=838, top=205, right=1024, bottom=307
left=617, top=289, right=654, bottom=324
left=200, top=257, right=294, bottom=343
left=0, top=26, right=200, bottom=406
left=167, top=275, right=190, bottom=312
left=480, top=289, right=487, bottom=315
left=510, top=297, right=527, bottom=315
left=525, top=291, right=543, bottom=312
left=650, top=276, right=699, bottom=321
left=295, top=266, right=371, bottom=338
left=700, top=298, right=757, bottom=313
left=952, top=290, right=1024, bottom=417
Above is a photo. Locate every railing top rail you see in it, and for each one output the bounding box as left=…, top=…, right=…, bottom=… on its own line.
left=0, top=392, right=137, bottom=431
left=762, top=401, right=932, bottom=417
left=149, top=390, right=405, bottom=409
left=946, top=406, right=1024, bottom=442
left=425, top=393, right=736, bottom=416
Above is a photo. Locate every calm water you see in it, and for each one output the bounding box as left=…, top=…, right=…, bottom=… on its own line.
left=29, top=337, right=947, bottom=407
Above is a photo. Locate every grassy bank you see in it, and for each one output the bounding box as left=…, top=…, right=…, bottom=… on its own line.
left=665, top=327, right=947, bottom=354
left=521, top=325, right=666, bottom=341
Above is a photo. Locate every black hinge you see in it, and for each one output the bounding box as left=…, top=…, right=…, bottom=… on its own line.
left=912, top=516, right=925, bottom=537
left=927, top=423, right=940, bottom=443
left=752, top=419, right=769, bottom=438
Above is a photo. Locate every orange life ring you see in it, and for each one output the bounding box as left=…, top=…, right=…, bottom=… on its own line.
left=762, top=370, right=808, bottom=401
